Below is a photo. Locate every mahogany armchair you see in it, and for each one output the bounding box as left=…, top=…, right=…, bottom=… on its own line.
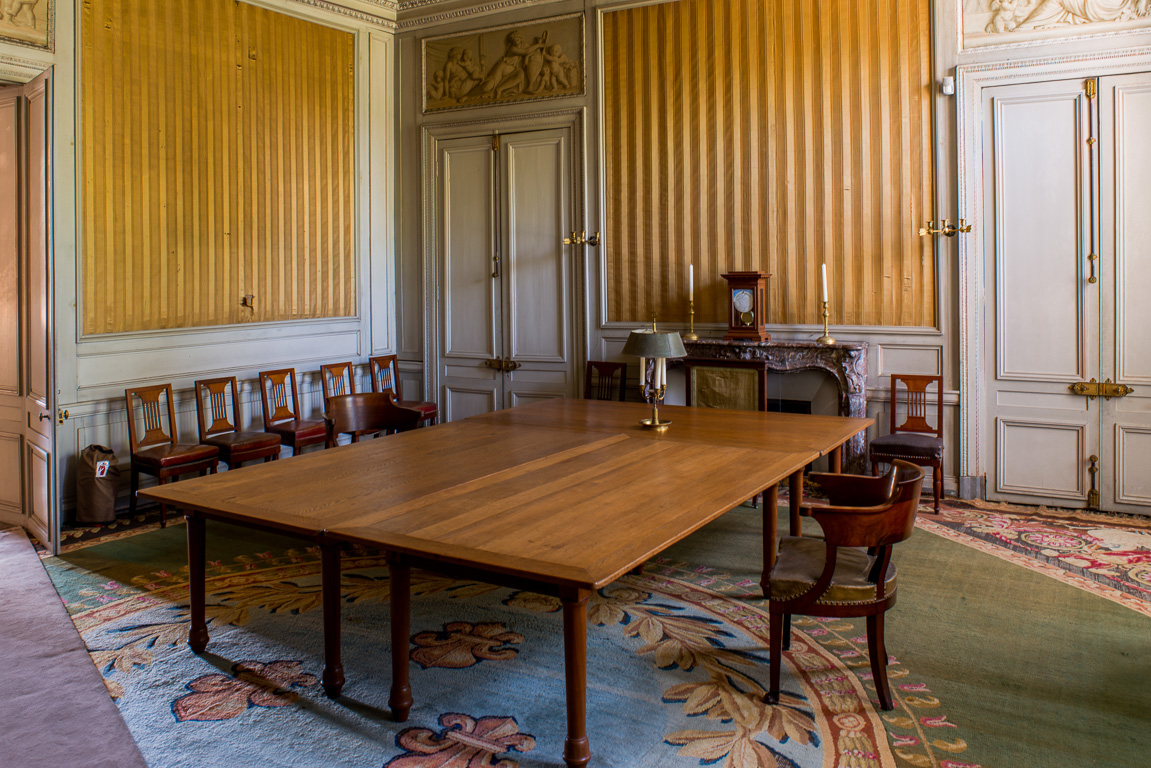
left=193, top=376, right=281, bottom=469
left=125, top=384, right=220, bottom=527
left=258, top=369, right=327, bottom=456
left=584, top=361, right=628, bottom=402
left=869, top=374, right=943, bottom=513
left=765, top=460, right=925, bottom=710
left=369, top=355, right=438, bottom=426
left=324, top=393, right=422, bottom=448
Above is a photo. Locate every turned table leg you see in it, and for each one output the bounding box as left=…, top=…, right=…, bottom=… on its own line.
left=388, top=554, right=413, bottom=721
left=561, top=588, right=591, bottom=768
left=788, top=469, right=804, bottom=536
left=760, top=483, right=779, bottom=594
left=186, top=511, right=208, bottom=653
left=320, top=540, right=345, bottom=698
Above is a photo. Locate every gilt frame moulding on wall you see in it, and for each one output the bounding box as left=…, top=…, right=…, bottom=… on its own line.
left=421, top=12, right=584, bottom=113
left=0, top=0, right=54, bottom=51
left=961, top=0, right=1151, bottom=51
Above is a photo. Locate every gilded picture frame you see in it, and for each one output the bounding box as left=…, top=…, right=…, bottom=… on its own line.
left=422, top=13, right=584, bottom=114
left=0, top=0, right=54, bottom=52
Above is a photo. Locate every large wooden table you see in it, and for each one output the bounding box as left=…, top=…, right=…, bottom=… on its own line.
left=141, top=399, right=871, bottom=767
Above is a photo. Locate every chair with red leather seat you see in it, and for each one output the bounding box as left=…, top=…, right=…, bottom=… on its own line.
left=193, top=376, right=281, bottom=469
left=125, top=383, right=220, bottom=527
left=258, top=368, right=327, bottom=456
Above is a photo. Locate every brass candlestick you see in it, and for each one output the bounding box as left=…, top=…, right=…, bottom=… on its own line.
left=639, top=384, right=672, bottom=430
left=682, top=299, right=699, bottom=341
left=816, top=300, right=835, bottom=346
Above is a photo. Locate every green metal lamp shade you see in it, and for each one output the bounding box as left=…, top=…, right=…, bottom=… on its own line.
left=622, top=329, right=688, bottom=359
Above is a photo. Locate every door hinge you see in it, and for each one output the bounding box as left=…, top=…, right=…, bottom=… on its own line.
left=1085, top=78, right=1097, bottom=100
left=492, top=134, right=500, bottom=152
left=1087, top=455, right=1100, bottom=509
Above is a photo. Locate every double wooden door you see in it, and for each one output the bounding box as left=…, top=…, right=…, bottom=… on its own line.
left=434, top=128, right=578, bottom=421
left=0, top=70, right=56, bottom=547
left=985, top=73, right=1151, bottom=515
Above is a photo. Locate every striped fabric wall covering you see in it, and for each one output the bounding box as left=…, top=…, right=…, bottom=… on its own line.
left=603, top=0, right=935, bottom=327
left=80, top=0, right=356, bottom=334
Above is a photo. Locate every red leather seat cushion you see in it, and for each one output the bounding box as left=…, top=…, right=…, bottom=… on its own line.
left=397, top=400, right=437, bottom=419
left=134, top=442, right=219, bottom=469
left=267, top=419, right=326, bottom=440
left=205, top=431, right=281, bottom=451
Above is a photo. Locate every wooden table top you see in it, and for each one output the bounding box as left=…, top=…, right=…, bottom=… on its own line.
left=469, top=398, right=872, bottom=456
left=141, top=400, right=872, bottom=590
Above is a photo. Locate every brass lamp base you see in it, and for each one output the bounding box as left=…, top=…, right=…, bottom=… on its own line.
left=639, top=417, right=672, bottom=431
left=681, top=332, right=699, bottom=341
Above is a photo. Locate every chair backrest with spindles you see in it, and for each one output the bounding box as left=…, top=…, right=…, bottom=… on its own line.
left=889, top=374, right=943, bottom=439
left=584, top=361, right=628, bottom=402
left=369, top=355, right=399, bottom=398
left=320, top=362, right=357, bottom=407
left=125, top=384, right=179, bottom=451
left=195, top=376, right=242, bottom=440
left=260, top=369, right=304, bottom=427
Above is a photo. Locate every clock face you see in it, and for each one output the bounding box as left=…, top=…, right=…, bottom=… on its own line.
left=732, top=288, right=754, bottom=314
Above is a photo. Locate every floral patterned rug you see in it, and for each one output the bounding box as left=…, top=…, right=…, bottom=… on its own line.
left=43, top=523, right=981, bottom=768
left=920, top=498, right=1151, bottom=618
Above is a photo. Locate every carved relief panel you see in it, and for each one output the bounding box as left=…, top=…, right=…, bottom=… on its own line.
left=422, top=13, right=583, bottom=113
left=0, top=0, right=52, bottom=51
left=964, top=0, right=1151, bottom=49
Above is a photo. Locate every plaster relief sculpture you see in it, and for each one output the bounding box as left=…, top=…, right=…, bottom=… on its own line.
left=0, top=0, right=51, bottom=50
left=966, top=0, right=1151, bottom=47
left=423, top=14, right=583, bottom=113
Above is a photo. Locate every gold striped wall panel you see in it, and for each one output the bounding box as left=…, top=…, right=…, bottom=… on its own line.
left=80, top=0, right=356, bottom=335
left=603, top=0, right=935, bottom=327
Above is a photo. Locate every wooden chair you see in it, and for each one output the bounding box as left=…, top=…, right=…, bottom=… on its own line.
left=125, top=384, right=220, bottom=527
left=258, top=369, right=327, bottom=456
left=193, top=376, right=281, bottom=469
left=324, top=393, right=422, bottom=448
left=584, top=361, right=628, bottom=402
left=319, top=362, right=362, bottom=440
left=869, top=374, right=944, bottom=513
left=369, top=355, right=438, bottom=426
left=765, top=461, right=924, bottom=711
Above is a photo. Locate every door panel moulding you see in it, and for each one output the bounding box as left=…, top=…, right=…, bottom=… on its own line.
left=956, top=46, right=1151, bottom=493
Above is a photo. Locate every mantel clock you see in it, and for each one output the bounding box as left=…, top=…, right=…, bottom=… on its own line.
left=722, top=271, right=771, bottom=342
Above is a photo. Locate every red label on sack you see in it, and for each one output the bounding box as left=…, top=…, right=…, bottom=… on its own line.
left=95, top=460, right=109, bottom=478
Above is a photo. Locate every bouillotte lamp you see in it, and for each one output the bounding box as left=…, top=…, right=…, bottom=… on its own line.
left=622, top=323, right=688, bottom=431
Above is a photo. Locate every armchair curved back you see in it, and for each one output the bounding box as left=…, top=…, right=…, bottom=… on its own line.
left=324, top=393, right=421, bottom=447
left=809, top=461, right=924, bottom=550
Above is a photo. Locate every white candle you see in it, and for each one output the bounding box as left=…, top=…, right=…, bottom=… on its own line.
left=821, top=263, right=828, bottom=302
left=639, top=356, right=647, bottom=384
left=656, top=358, right=664, bottom=389
left=688, top=264, right=694, bottom=298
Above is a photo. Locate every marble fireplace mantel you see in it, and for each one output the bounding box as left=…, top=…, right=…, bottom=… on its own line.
left=681, top=339, right=869, bottom=472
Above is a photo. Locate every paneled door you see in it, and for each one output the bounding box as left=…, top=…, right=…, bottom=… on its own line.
left=0, top=70, right=55, bottom=546
left=435, top=128, right=577, bottom=421
left=985, top=73, right=1151, bottom=515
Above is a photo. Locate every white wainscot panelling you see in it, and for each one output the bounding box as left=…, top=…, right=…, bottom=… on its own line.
left=510, top=392, right=561, bottom=408
left=1116, top=425, right=1151, bottom=505
left=0, top=432, right=19, bottom=512
left=445, top=385, right=497, bottom=422
left=997, top=418, right=1084, bottom=498
left=76, top=323, right=363, bottom=399
left=876, top=344, right=942, bottom=378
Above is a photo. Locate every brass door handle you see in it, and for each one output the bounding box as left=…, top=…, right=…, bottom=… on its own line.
left=563, top=230, right=601, bottom=247
left=918, top=219, right=971, bottom=237
left=1070, top=378, right=1133, bottom=400
left=57, top=409, right=69, bottom=424
left=483, top=358, right=522, bottom=373
left=38, top=412, right=50, bottom=421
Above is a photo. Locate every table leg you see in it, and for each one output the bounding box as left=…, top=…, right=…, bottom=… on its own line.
left=388, top=554, right=413, bottom=721
left=761, top=484, right=779, bottom=594
left=561, top=588, right=591, bottom=768
left=829, top=445, right=842, bottom=474
left=320, top=541, right=345, bottom=698
left=789, top=469, right=804, bottom=536
left=186, top=511, right=208, bottom=653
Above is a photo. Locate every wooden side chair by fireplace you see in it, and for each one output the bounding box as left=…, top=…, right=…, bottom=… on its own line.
left=193, top=376, right=281, bottom=469
left=258, top=368, right=327, bottom=456
left=369, top=355, right=438, bottom=426
left=765, top=460, right=925, bottom=710
left=584, top=361, right=628, bottom=402
left=125, top=383, right=220, bottom=527
left=869, top=373, right=944, bottom=513
left=324, top=393, right=422, bottom=448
